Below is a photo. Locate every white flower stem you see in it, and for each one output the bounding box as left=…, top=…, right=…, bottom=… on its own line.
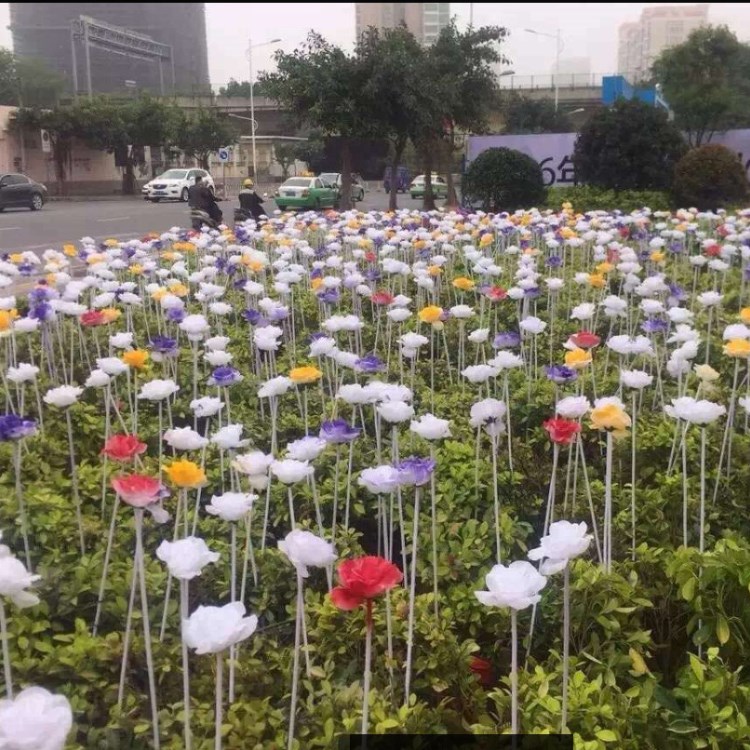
left=543, top=443, right=560, bottom=536
left=403, top=486, right=421, bottom=706
left=287, top=486, right=296, bottom=530
left=604, top=431, right=613, bottom=572
left=66, top=409, right=85, bottom=556
left=562, top=565, right=570, bottom=731
left=0, top=599, right=12, bottom=699
left=700, top=428, right=707, bottom=554
left=215, top=651, right=224, bottom=750
left=229, top=522, right=237, bottom=703
left=681, top=423, right=689, bottom=547
left=491, top=433, right=502, bottom=564
left=180, top=580, right=192, bottom=750
left=117, top=555, right=138, bottom=708
left=343, top=439, right=355, bottom=532
left=511, top=609, right=518, bottom=735
left=135, top=510, right=160, bottom=749
left=93, top=495, right=120, bottom=636
left=331, top=444, right=341, bottom=546
left=287, top=574, right=302, bottom=750
left=631, top=392, right=637, bottom=561
left=13, top=442, right=32, bottom=572
left=429, top=444, right=439, bottom=620
left=362, top=600, right=373, bottom=736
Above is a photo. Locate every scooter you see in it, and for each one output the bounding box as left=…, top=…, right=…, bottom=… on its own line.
left=190, top=208, right=220, bottom=231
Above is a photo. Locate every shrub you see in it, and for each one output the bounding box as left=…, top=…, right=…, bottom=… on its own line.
left=573, top=99, right=686, bottom=191
left=545, top=186, right=672, bottom=212
left=462, top=147, right=546, bottom=211
left=672, top=144, right=750, bottom=210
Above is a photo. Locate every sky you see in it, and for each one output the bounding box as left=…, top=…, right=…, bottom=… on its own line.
left=1, top=2, right=749, bottom=88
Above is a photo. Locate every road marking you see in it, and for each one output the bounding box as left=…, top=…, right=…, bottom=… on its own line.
left=0, top=227, right=20, bottom=231
left=96, top=216, right=132, bottom=222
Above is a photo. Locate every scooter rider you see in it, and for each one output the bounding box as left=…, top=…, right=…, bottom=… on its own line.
left=237, top=178, right=265, bottom=222
left=188, top=174, right=222, bottom=230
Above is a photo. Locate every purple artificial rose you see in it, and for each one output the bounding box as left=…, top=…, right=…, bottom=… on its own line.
left=396, top=456, right=436, bottom=487
left=319, top=419, right=361, bottom=444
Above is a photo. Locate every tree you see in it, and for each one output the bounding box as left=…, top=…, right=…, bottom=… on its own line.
left=0, top=49, right=65, bottom=107
left=652, top=26, right=750, bottom=146
left=273, top=142, right=300, bottom=179
left=462, top=147, right=546, bottom=211
left=573, top=99, right=686, bottom=192
left=502, top=94, right=573, bottom=134
left=218, top=78, right=273, bottom=98
left=356, top=27, right=427, bottom=210
left=672, top=144, right=749, bottom=210
left=420, top=22, right=508, bottom=207
left=261, top=33, right=374, bottom=208
left=176, top=108, right=237, bottom=170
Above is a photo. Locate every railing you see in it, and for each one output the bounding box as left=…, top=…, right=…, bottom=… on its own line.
left=498, top=72, right=613, bottom=90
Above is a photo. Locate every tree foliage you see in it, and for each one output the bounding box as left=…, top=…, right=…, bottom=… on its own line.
left=462, top=147, right=546, bottom=211
left=0, top=48, right=65, bottom=107
left=218, top=78, right=273, bottom=98
left=573, top=99, right=686, bottom=192
left=652, top=26, right=750, bottom=146
left=501, top=94, right=573, bottom=134
left=176, top=108, right=237, bottom=170
left=672, top=144, right=749, bottom=210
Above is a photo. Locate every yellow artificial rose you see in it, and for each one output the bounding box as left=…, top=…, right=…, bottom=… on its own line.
left=63, top=244, right=77, bottom=257
left=479, top=233, right=494, bottom=247
left=86, top=253, right=105, bottom=265
left=724, top=339, right=750, bottom=358
left=100, top=308, right=121, bottom=323
left=310, top=277, right=324, bottom=291
left=121, top=349, right=149, bottom=370
left=129, top=264, right=143, bottom=275
left=151, top=288, right=167, bottom=302
left=165, top=459, right=206, bottom=489
left=418, top=305, right=443, bottom=324
left=453, top=277, right=475, bottom=292
left=564, top=347, right=592, bottom=370
left=650, top=251, right=665, bottom=263
left=590, top=402, right=631, bottom=433
left=588, top=273, right=606, bottom=289
left=0, top=310, right=18, bottom=332
left=289, top=366, right=323, bottom=385
left=104, top=238, right=120, bottom=248
left=740, top=307, right=750, bottom=325
left=9, top=253, right=23, bottom=264
left=168, top=282, right=189, bottom=298
left=596, top=262, right=614, bottom=274
left=694, top=364, right=720, bottom=382
left=427, top=265, right=442, bottom=277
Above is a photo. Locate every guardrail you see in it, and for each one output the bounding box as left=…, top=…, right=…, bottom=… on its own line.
left=498, top=73, right=610, bottom=90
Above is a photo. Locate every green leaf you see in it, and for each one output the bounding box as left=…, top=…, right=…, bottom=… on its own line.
left=715, top=615, right=730, bottom=645
left=595, top=729, right=618, bottom=742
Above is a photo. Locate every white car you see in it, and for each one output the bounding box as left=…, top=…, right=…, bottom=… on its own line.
left=142, top=168, right=215, bottom=202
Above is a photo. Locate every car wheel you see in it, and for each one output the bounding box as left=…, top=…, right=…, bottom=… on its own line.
left=180, top=187, right=189, bottom=202
left=30, top=193, right=43, bottom=211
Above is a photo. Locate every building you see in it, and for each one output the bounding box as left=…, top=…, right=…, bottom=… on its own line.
left=9, top=3, right=210, bottom=95
left=355, top=3, right=450, bottom=45
left=617, top=4, right=709, bottom=82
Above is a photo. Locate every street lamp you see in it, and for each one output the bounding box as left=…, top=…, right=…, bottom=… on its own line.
left=524, top=27, right=563, bottom=111
left=247, top=37, right=281, bottom=180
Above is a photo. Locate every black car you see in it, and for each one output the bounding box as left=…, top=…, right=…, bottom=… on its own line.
left=0, top=173, right=48, bottom=211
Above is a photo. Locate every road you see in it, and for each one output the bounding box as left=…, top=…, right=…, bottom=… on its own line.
left=0, top=190, right=430, bottom=254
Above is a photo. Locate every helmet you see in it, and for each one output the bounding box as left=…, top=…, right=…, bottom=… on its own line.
left=242, top=178, right=254, bottom=188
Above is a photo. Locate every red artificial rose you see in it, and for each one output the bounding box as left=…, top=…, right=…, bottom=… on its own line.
left=543, top=418, right=581, bottom=445
left=485, top=286, right=507, bottom=302
left=570, top=331, right=600, bottom=349
left=101, top=434, right=147, bottom=462
left=470, top=656, right=494, bottom=688
left=364, top=251, right=377, bottom=263
left=607, top=248, right=620, bottom=264
left=705, top=243, right=721, bottom=257
left=111, top=474, right=162, bottom=507
left=330, top=556, right=403, bottom=610
left=371, top=290, right=394, bottom=306
left=81, top=310, right=107, bottom=327
left=619, top=227, right=630, bottom=239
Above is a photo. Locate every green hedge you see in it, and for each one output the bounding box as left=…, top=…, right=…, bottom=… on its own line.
left=545, top=185, right=672, bottom=212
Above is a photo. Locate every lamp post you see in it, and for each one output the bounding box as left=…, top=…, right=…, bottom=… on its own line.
left=525, top=28, right=563, bottom=111
left=247, top=37, right=281, bottom=180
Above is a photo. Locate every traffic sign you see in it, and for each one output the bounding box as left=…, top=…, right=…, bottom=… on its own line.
left=40, top=129, right=51, bottom=153
left=217, top=147, right=230, bottom=163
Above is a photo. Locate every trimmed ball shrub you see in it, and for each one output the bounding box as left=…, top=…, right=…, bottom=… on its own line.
left=672, top=144, right=749, bottom=210
left=462, top=147, right=546, bottom=211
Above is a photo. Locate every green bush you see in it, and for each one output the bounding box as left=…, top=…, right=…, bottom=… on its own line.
left=462, top=147, right=546, bottom=211
left=546, top=186, right=672, bottom=212
left=672, top=144, right=750, bottom=210
left=573, top=99, right=686, bottom=191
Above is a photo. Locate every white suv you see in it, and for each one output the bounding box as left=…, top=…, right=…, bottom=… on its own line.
left=142, top=168, right=215, bottom=202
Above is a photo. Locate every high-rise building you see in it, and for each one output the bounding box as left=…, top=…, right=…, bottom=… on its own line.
left=617, top=4, right=709, bottom=82
left=355, top=3, right=450, bottom=45
left=10, top=3, right=210, bottom=95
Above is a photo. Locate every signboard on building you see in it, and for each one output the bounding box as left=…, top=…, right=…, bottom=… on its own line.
left=467, top=130, right=750, bottom=188
left=40, top=129, right=51, bottom=153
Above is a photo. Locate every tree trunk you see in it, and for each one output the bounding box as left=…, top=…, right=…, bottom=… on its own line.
left=444, top=128, right=460, bottom=209
left=422, top=140, right=435, bottom=211
left=122, top=159, right=136, bottom=195
left=53, top=138, right=68, bottom=197
left=340, top=137, right=353, bottom=210
left=389, top=136, right=406, bottom=212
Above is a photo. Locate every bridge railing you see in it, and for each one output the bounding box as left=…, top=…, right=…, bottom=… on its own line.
left=498, top=73, right=612, bottom=90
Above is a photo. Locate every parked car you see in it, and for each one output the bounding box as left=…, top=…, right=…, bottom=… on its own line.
left=274, top=176, right=338, bottom=211
left=319, top=172, right=366, bottom=202
left=409, top=174, right=448, bottom=199
left=0, top=173, right=47, bottom=211
left=142, top=168, right=215, bottom=202
left=383, top=165, right=410, bottom=193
